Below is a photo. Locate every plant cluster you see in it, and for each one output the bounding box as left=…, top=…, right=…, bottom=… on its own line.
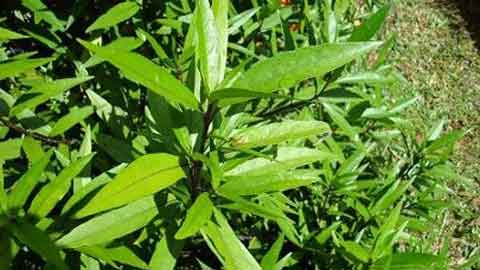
left=0, top=0, right=466, bottom=269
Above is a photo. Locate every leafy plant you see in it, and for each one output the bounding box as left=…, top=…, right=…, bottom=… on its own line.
left=0, top=0, right=464, bottom=269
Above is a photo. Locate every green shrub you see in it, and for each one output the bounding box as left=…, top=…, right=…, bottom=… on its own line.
left=0, top=0, right=464, bottom=269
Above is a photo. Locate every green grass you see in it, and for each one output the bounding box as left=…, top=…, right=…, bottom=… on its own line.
left=387, top=0, right=480, bottom=266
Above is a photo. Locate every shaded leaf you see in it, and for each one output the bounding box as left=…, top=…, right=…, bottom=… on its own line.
left=28, top=154, right=95, bottom=218
left=50, top=106, right=94, bottom=136
left=9, top=220, right=67, bottom=269
left=8, top=150, right=53, bottom=211
left=10, top=77, right=93, bottom=116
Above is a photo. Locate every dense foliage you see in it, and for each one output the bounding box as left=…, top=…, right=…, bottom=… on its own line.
left=0, top=0, right=466, bottom=269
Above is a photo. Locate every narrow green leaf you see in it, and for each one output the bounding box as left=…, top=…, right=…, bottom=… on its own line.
left=78, top=246, right=149, bottom=270
left=49, top=106, right=94, bottom=136
left=220, top=195, right=288, bottom=221
left=149, top=230, right=185, bottom=270
left=75, top=153, right=185, bottom=218
left=323, top=103, right=359, bottom=142
left=370, top=179, right=413, bottom=215
left=84, top=37, right=144, bottom=68
left=22, top=0, right=65, bottom=31
left=0, top=27, right=27, bottom=41
left=9, top=220, right=67, bottom=269
left=175, top=193, right=214, bottom=239
left=233, top=42, right=381, bottom=92
left=425, top=130, right=464, bottom=154
left=204, top=209, right=262, bottom=270
left=314, top=222, right=341, bottom=245
left=196, top=0, right=221, bottom=91
left=426, top=118, right=447, bottom=141
left=261, top=234, right=284, bottom=270
left=136, top=29, right=168, bottom=59
left=0, top=57, right=55, bottom=80
left=8, top=150, right=53, bottom=211
left=226, top=147, right=336, bottom=176
left=57, top=196, right=158, bottom=248
left=61, top=164, right=125, bottom=215
left=219, top=170, right=319, bottom=196
left=28, top=154, right=95, bottom=218
left=228, top=7, right=259, bottom=35
left=78, top=39, right=199, bottom=110
left=213, top=0, right=229, bottom=83
left=349, top=5, right=391, bottom=41
left=370, top=253, right=445, bottom=270
left=336, top=71, right=396, bottom=85
left=10, top=76, right=93, bottom=116
left=231, top=120, right=331, bottom=149
left=85, top=2, right=140, bottom=33
left=340, top=241, right=370, bottom=263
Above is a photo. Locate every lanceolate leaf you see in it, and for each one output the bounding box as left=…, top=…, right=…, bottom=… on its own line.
left=218, top=170, right=320, bottom=196
left=10, top=76, right=94, bottom=116
left=204, top=209, right=262, bottom=270
left=75, top=153, right=185, bottom=218
left=232, top=42, right=381, bottom=92
left=77, top=246, right=149, bottom=270
left=226, top=147, right=337, bottom=176
left=196, top=0, right=221, bottom=91
left=150, top=230, right=185, bottom=270
left=136, top=29, right=168, bottom=59
left=84, top=37, right=144, bottom=67
left=261, top=234, right=284, bottom=270
left=230, top=120, right=331, bottom=149
left=340, top=241, right=370, bottom=263
left=0, top=57, right=56, bottom=80
left=22, top=0, right=65, bottom=30
left=28, top=154, right=95, bottom=218
left=8, top=150, right=53, bottom=211
left=85, top=1, right=140, bottom=33
left=57, top=196, right=158, bottom=248
left=0, top=26, right=27, bottom=41
left=175, top=193, right=214, bottom=239
left=323, top=103, right=359, bottom=142
left=349, top=4, right=391, bottom=42
left=49, top=106, right=94, bottom=136
left=370, top=179, right=413, bottom=215
left=61, top=164, right=125, bottom=215
left=213, top=0, right=229, bottom=83
left=78, top=40, right=199, bottom=110
left=370, top=253, right=445, bottom=270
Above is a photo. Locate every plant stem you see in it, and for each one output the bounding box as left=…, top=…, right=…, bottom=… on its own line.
left=0, top=117, right=77, bottom=145
left=190, top=104, right=217, bottom=198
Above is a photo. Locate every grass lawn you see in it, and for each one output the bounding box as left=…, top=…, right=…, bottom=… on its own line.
left=387, top=0, right=480, bottom=266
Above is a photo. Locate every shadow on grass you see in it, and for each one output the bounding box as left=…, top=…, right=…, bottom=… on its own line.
left=452, top=0, right=480, bottom=48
